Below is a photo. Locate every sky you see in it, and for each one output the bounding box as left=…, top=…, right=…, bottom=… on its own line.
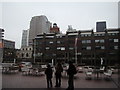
left=0, top=1, right=119, bottom=49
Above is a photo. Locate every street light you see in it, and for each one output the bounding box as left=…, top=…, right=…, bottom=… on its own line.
left=75, top=36, right=78, bottom=65
left=33, top=39, right=36, bottom=64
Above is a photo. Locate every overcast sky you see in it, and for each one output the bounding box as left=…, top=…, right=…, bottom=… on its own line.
left=0, top=1, right=118, bottom=49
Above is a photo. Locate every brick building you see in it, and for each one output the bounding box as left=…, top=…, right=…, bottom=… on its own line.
left=33, top=28, right=120, bottom=66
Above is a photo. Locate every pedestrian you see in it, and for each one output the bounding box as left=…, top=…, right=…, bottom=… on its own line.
left=45, top=64, right=53, bottom=88
left=55, top=62, right=63, bottom=87
left=66, top=61, right=77, bottom=90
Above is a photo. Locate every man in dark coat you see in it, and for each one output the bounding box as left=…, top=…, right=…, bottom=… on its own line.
left=45, top=64, right=53, bottom=88
left=66, top=61, right=77, bottom=90
left=55, top=62, right=63, bottom=87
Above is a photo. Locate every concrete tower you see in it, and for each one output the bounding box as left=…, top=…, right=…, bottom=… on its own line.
left=21, top=29, right=29, bottom=47
left=29, top=15, right=51, bottom=45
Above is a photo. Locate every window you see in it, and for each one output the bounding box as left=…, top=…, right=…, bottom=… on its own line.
left=69, top=47, right=74, bottom=50
left=86, top=40, right=91, bottom=43
left=61, top=47, right=65, bottom=50
left=95, top=39, right=104, bottom=43
left=108, top=33, right=118, bottom=36
left=57, top=47, right=61, bottom=50
left=114, top=39, right=118, bottom=42
left=26, top=53, right=29, bottom=57
left=49, top=41, right=53, bottom=44
left=82, top=46, right=86, bottom=50
left=57, top=41, right=61, bottom=44
left=81, top=34, right=91, bottom=37
left=81, top=34, right=84, bottom=37
left=21, top=53, right=24, bottom=57
left=46, top=47, right=50, bottom=50
left=114, top=46, right=118, bottom=50
left=29, top=48, right=31, bottom=50
left=82, top=46, right=91, bottom=50
left=82, top=40, right=91, bottom=43
left=109, top=39, right=113, bottom=42
left=86, top=46, right=91, bottom=50
left=57, top=47, right=65, bottom=50
left=101, top=46, right=105, bottom=49
left=95, top=46, right=105, bottom=50
left=82, top=40, right=85, bottom=43
left=95, top=40, right=99, bottom=43
left=94, top=34, right=105, bottom=36
left=95, top=46, right=101, bottom=50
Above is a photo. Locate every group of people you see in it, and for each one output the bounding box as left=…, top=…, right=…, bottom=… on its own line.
left=45, top=61, right=77, bottom=90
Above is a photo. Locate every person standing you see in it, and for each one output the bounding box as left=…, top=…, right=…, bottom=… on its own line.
left=45, top=64, right=53, bottom=88
left=55, top=62, right=63, bottom=87
left=66, top=61, right=77, bottom=90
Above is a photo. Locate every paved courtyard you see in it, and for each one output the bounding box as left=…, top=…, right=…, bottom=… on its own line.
left=1, top=71, right=119, bottom=89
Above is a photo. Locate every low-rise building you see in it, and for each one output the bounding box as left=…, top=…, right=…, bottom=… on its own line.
left=16, top=46, right=33, bottom=62
left=33, top=28, right=120, bottom=66
left=2, top=39, right=15, bottom=63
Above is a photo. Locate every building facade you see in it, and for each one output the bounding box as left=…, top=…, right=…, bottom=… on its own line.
left=33, top=28, right=120, bottom=66
left=2, top=39, right=15, bottom=63
left=21, top=29, right=29, bottom=47
left=16, top=46, right=33, bottom=62
left=0, top=28, right=4, bottom=62
left=29, top=15, right=51, bottom=45
left=50, top=23, right=60, bottom=33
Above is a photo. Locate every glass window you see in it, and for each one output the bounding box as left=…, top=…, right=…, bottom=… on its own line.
left=95, top=39, right=104, bottom=43
left=82, top=40, right=86, bottom=43
left=114, top=39, right=118, bottom=42
left=82, top=46, right=86, bottom=50
left=46, top=47, right=50, bottom=50
left=69, top=47, right=74, bottom=50
left=82, top=40, right=91, bottom=43
left=57, top=41, right=61, bottom=44
left=57, top=47, right=65, bottom=50
left=95, top=46, right=101, bottom=50
left=101, top=46, right=105, bottom=49
left=86, top=46, right=91, bottom=50
left=81, top=34, right=84, bottom=37
left=100, top=40, right=104, bottom=43
left=109, top=39, right=114, bottom=42
left=57, top=47, right=61, bottom=50
left=61, top=47, right=65, bottom=50
left=114, top=46, right=118, bottom=49
left=87, top=40, right=91, bottom=43
left=49, top=41, right=53, bottom=44
left=95, top=40, right=99, bottom=43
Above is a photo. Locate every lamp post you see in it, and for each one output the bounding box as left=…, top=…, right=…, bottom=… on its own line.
left=75, top=36, right=78, bottom=65
left=33, top=39, right=36, bottom=64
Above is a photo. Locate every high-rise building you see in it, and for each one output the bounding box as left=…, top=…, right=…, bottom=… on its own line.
left=118, top=1, right=120, bottom=28
left=29, top=15, right=51, bottom=45
left=21, top=29, right=29, bottom=47
left=0, top=28, right=4, bottom=62
left=96, top=21, right=106, bottom=32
